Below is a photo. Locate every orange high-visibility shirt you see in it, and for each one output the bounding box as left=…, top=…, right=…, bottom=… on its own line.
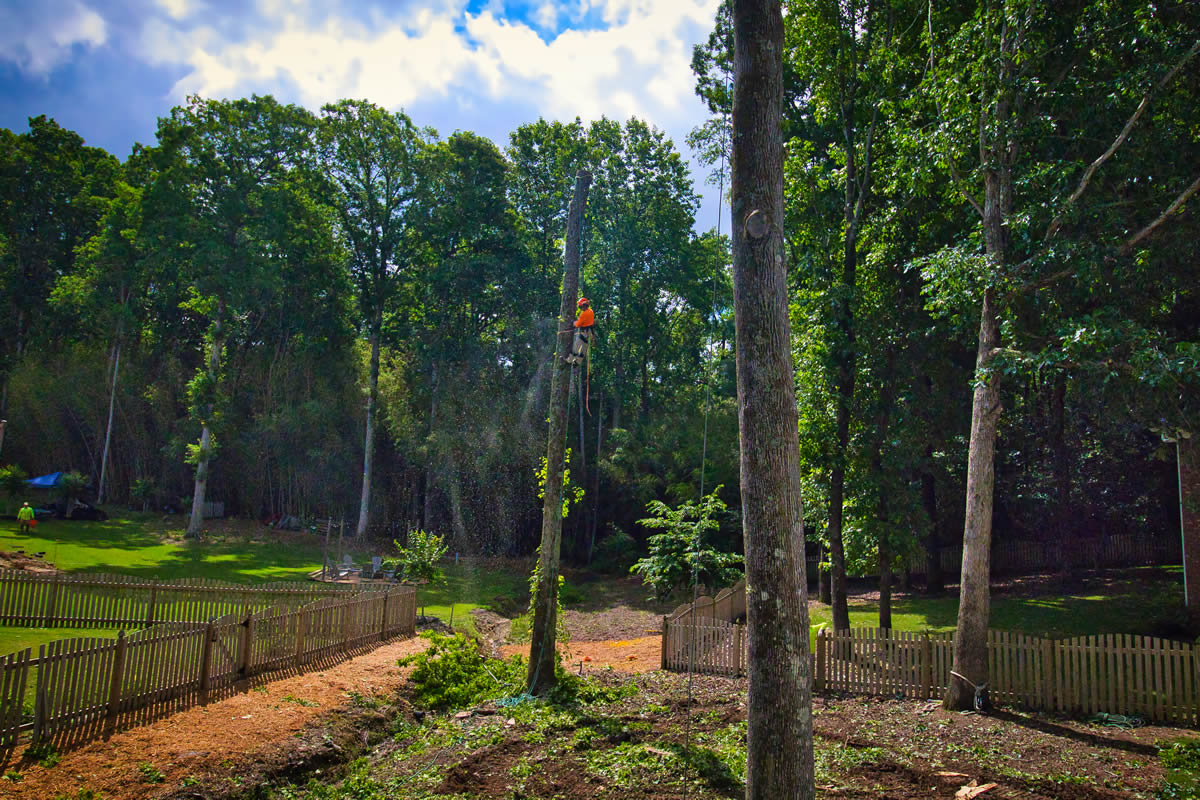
left=575, top=308, right=594, bottom=328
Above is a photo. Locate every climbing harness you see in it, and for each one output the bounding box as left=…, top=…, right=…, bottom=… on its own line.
left=949, top=670, right=990, bottom=712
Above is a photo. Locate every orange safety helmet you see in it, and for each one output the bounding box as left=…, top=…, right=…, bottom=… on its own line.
left=577, top=297, right=590, bottom=307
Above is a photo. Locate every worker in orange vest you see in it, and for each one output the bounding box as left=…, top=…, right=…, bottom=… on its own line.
left=568, top=297, right=594, bottom=365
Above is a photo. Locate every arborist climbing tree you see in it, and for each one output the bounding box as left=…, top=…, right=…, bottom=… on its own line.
left=567, top=297, right=593, bottom=365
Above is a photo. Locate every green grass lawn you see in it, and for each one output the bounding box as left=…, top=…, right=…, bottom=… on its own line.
left=0, top=513, right=376, bottom=582
left=807, top=568, right=1185, bottom=639
left=417, top=562, right=530, bottom=633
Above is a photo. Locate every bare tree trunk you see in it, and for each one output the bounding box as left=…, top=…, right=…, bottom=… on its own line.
left=424, top=362, right=439, bottom=532
left=944, top=286, right=1002, bottom=709
left=922, top=446, right=944, bottom=594
left=97, top=332, right=122, bottom=505
left=1051, top=377, right=1073, bottom=577
left=943, top=6, right=1017, bottom=707
left=878, top=537, right=893, bottom=629
left=827, top=466, right=852, bottom=630
left=731, top=1, right=814, bottom=796
left=356, top=311, right=382, bottom=538
left=527, top=169, right=591, bottom=696
left=818, top=542, right=832, bottom=604
left=187, top=298, right=225, bottom=538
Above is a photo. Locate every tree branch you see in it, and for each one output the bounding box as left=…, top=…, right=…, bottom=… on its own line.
left=1120, top=174, right=1200, bottom=254
left=1045, top=39, right=1200, bottom=239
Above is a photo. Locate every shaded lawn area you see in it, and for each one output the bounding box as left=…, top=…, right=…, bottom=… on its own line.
left=807, top=568, right=1184, bottom=639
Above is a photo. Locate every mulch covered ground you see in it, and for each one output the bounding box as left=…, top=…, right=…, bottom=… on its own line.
left=0, top=636, right=429, bottom=800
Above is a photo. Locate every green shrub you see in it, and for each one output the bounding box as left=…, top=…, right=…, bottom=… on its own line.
left=137, top=762, right=165, bottom=784
left=393, top=529, right=448, bottom=584
left=630, top=487, right=743, bottom=600
left=591, top=527, right=640, bottom=574
left=399, top=632, right=524, bottom=710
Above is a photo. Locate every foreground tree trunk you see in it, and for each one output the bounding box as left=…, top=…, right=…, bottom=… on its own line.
left=187, top=299, right=225, bottom=538
left=356, top=311, right=383, bottom=539
left=731, top=1, right=814, bottom=796
left=527, top=169, right=591, bottom=696
left=944, top=286, right=1002, bottom=709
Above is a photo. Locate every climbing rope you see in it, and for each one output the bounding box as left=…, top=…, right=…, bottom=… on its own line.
left=1088, top=711, right=1145, bottom=729
left=949, top=670, right=990, bottom=712
left=682, top=111, right=729, bottom=800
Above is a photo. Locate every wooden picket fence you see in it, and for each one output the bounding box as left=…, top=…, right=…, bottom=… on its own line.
left=0, top=586, right=416, bottom=749
left=662, top=622, right=1200, bottom=725
left=0, top=570, right=387, bottom=629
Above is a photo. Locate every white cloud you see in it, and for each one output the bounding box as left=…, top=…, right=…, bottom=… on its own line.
left=135, top=0, right=719, bottom=132
left=0, top=0, right=107, bottom=75
left=131, top=0, right=726, bottom=228
left=155, top=0, right=196, bottom=21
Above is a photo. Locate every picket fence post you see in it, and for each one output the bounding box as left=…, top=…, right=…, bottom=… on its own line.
left=146, top=580, right=159, bottom=626
left=239, top=614, right=254, bottom=676
left=199, top=621, right=216, bottom=701
left=294, top=608, right=307, bottom=669
left=660, top=616, right=669, bottom=670
left=380, top=591, right=389, bottom=641
left=32, top=644, right=47, bottom=742
left=105, top=630, right=127, bottom=726
left=815, top=629, right=827, bottom=691
left=920, top=633, right=933, bottom=699
left=45, top=574, right=61, bottom=627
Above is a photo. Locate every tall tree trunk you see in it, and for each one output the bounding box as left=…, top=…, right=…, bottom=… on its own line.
left=424, top=362, right=439, bottom=532
left=1051, top=377, right=1072, bottom=577
left=447, top=456, right=468, bottom=553
left=944, top=9, right=1015, bottom=704
left=944, top=285, right=1002, bottom=709
left=731, top=1, right=814, bottom=796
left=827, top=466, right=852, bottom=630
left=819, top=542, right=832, bottom=604
left=878, top=536, right=893, bottom=630
left=872, top=360, right=896, bottom=630
left=356, top=311, right=383, bottom=538
left=922, top=445, right=944, bottom=594
left=97, top=329, right=122, bottom=505
left=527, top=169, right=591, bottom=696
left=187, top=298, right=225, bottom=538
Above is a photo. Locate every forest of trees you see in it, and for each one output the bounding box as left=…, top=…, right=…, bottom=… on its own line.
left=0, top=0, right=1196, bottom=598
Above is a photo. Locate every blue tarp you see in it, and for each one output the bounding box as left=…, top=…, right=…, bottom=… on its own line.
left=24, top=472, right=64, bottom=489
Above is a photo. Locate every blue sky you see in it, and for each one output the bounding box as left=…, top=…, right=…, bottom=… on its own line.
left=0, top=0, right=725, bottom=229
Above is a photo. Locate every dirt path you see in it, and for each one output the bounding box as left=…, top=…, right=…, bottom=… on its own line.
left=500, top=636, right=662, bottom=673
left=0, top=636, right=429, bottom=800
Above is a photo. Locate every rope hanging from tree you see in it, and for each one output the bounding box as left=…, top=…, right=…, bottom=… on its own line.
left=682, top=115, right=729, bottom=800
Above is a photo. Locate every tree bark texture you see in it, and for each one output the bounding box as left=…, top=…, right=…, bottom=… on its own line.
left=922, top=446, right=944, bottom=594
left=356, top=313, right=382, bottom=539
left=187, top=298, right=225, bottom=538
left=731, top=1, right=815, bottom=796
left=1050, top=377, right=1072, bottom=578
left=944, top=286, right=1002, bottom=709
left=527, top=169, right=591, bottom=696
